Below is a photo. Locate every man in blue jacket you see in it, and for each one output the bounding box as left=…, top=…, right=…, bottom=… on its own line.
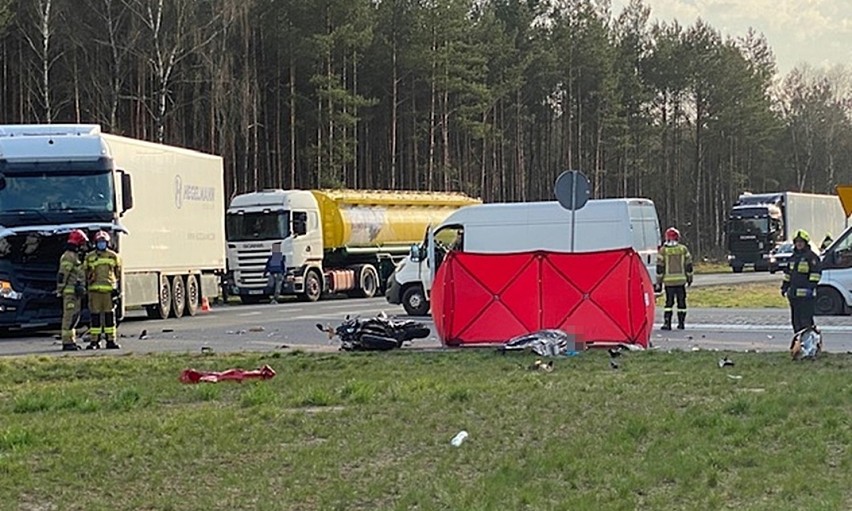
left=264, top=243, right=287, bottom=304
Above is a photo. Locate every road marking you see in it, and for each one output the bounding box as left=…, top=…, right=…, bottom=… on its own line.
left=658, top=323, right=852, bottom=333
left=237, top=311, right=263, bottom=317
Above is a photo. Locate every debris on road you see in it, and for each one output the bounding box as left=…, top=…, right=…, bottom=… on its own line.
left=608, top=348, right=622, bottom=358
left=249, top=326, right=266, bottom=332
left=201, top=346, right=214, bottom=354
left=718, top=357, right=735, bottom=368
left=610, top=359, right=620, bottom=370
left=139, top=329, right=149, bottom=340
left=162, top=328, right=174, bottom=333
left=278, top=344, right=290, bottom=350
left=727, top=374, right=743, bottom=380
left=179, top=364, right=276, bottom=384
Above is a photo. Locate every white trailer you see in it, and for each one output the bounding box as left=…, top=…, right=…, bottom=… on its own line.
left=386, top=198, right=661, bottom=315
left=0, top=124, right=225, bottom=330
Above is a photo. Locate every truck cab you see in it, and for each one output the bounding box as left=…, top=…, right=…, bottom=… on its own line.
left=0, top=125, right=132, bottom=330
left=725, top=197, right=783, bottom=273
left=225, top=190, right=321, bottom=303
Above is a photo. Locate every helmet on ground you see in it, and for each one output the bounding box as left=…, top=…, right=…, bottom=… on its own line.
left=94, top=230, right=111, bottom=243
left=665, top=227, right=680, bottom=241
left=793, top=229, right=810, bottom=243
left=67, top=230, right=89, bottom=247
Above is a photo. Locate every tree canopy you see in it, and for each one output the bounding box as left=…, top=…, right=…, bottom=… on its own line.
left=2, top=0, right=851, bottom=255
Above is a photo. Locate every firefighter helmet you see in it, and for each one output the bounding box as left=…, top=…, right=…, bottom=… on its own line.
left=793, top=229, right=811, bottom=243
left=665, top=227, right=680, bottom=242
left=67, top=229, right=89, bottom=247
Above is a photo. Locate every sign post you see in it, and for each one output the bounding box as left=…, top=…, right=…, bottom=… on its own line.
left=554, top=170, right=591, bottom=252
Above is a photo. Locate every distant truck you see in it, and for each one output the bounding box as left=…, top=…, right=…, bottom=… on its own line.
left=386, top=198, right=661, bottom=316
left=725, top=192, right=848, bottom=273
left=224, top=189, right=479, bottom=303
left=0, top=124, right=225, bottom=331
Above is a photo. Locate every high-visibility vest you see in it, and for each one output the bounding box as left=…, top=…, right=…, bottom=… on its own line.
left=658, top=243, right=693, bottom=285
left=85, top=249, right=121, bottom=293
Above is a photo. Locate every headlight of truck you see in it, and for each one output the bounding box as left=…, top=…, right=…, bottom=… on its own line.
left=0, top=280, right=23, bottom=300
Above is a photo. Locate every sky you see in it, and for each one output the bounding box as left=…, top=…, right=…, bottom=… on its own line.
left=611, top=0, right=852, bottom=75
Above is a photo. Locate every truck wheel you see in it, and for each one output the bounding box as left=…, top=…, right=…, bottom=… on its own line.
left=185, top=275, right=200, bottom=316
left=815, top=286, right=844, bottom=316
left=402, top=286, right=429, bottom=316
left=146, top=276, right=172, bottom=319
left=356, top=265, right=379, bottom=298
left=171, top=276, right=186, bottom=319
left=301, top=271, right=322, bottom=302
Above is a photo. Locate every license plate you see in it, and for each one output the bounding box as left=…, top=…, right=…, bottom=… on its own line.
left=248, top=290, right=263, bottom=295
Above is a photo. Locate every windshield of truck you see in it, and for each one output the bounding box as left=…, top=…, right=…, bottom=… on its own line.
left=729, top=218, right=768, bottom=234
left=226, top=211, right=290, bottom=241
left=0, top=171, right=114, bottom=215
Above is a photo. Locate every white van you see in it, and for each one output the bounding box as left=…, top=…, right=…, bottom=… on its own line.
left=386, top=198, right=661, bottom=315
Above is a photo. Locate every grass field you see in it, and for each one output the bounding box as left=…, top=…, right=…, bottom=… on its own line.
left=659, top=283, right=786, bottom=309
left=693, top=260, right=732, bottom=274
left=2, top=351, right=850, bottom=510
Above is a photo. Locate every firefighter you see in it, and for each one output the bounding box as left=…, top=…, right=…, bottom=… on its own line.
left=657, top=227, right=694, bottom=330
left=781, top=229, right=821, bottom=333
left=56, top=229, right=89, bottom=351
left=820, top=233, right=833, bottom=252
left=85, top=231, right=122, bottom=349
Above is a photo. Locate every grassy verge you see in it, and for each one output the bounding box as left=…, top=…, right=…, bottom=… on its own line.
left=659, top=283, right=786, bottom=309
left=693, top=260, right=731, bottom=274
left=1, top=351, right=850, bottom=510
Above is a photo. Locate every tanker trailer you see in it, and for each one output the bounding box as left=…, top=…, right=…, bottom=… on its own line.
left=225, top=189, right=479, bottom=303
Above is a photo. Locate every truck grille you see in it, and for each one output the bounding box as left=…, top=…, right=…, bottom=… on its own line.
left=234, top=247, right=271, bottom=287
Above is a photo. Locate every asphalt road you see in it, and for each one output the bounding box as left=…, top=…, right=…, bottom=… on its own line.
left=1, top=273, right=847, bottom=357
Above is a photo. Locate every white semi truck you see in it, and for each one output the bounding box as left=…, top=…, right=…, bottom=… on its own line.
left=386, top=198, right=662, bottom=315
left=224, top=189, right=478, bottom=303
left=0, top=124, right=225, bottom=331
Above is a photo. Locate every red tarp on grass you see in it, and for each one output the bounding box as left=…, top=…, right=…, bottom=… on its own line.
left=430, top=249, right=654, bottom=348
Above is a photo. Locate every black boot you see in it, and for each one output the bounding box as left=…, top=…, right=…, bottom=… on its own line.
left=661, top=312, right=672, bottom=331
left=86, top=339, right=101, bottom=350
left=677, top=312, right=686, bottom=330
left=62, top=343, right=82, bottom=351
left=105, top=340, right=121, bottom=350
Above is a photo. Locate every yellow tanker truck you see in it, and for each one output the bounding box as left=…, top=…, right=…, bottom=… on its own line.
left=224, top=189, right=480, bottom=303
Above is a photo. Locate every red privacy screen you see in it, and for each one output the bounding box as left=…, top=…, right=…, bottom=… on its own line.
left=430, top=249, right=655, bottom=348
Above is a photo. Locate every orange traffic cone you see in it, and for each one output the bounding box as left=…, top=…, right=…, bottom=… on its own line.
left=201, top=297, right=211, bottom=313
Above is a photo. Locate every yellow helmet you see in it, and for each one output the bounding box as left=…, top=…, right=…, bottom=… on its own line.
left=793, top=229, right=811, bottom=243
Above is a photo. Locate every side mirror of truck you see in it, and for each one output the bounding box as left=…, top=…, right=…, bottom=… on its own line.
left=409, top=244, right=420, bottom=262
left=119, top=170, right=133, bottom=214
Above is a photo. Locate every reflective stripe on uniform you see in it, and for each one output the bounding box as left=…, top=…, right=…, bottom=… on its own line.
left=88, top=259, right=117, bottom=268
left=809, top=273, right=820, bottom=282
left=796, top=261, right=810, bottom=273
left=89, top=326, right=104, bottom=335
left=783, top=274, right=791, bottom=282
left=89, top=285, right=113, bottom=292
left=103, top=327, right=116, bottom=334
left=663, top=307, right=673, bottom=313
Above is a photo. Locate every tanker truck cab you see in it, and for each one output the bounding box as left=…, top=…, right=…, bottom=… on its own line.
left=226, top=189, right=478, bottom=304
left=226, top=190, right=322, bottom=303
left=387, top=198, right=661, bottom=316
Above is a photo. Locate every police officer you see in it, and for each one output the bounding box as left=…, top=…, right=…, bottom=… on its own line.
left=782, top=229, right=821, bottom=333
left=657, top=227, right=694, bottom=330
left=85, top=231, right=122, bottom=349
left=56, top=229, right=89, bottom=351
